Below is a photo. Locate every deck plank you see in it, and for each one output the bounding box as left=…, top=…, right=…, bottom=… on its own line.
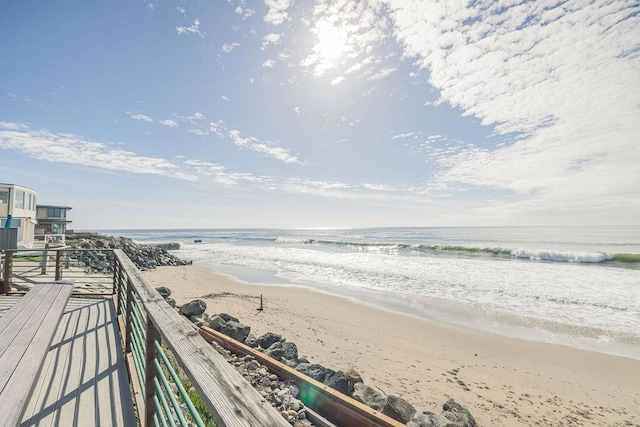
left=18, top=297, right=136, bottom=427
left=0, top=282, right=74, bottom=425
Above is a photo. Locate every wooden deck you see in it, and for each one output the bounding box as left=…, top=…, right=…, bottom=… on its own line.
left=0, top=295, right=136, bottom=426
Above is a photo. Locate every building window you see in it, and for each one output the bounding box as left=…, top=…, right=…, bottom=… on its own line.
left=47, top=208, right=66, bottom=218
left=0, top=190, right=8, bottom=204
left=15, top=190, right=25, bottom=209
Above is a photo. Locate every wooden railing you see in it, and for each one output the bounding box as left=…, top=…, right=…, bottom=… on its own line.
left=1, top=249, right=289, bottom=427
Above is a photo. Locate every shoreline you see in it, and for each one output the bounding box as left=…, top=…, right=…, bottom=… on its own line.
left=144, top=264, right=640, bottom=426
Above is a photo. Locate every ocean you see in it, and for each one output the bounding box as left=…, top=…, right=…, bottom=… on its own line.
left=105, top=226, right=640, bottom=360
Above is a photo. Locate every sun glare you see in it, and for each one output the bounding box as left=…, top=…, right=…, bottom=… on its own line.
left=313, top=20, right=349, bottom=69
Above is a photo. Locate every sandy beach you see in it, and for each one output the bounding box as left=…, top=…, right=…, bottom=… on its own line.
left=144, top=264, right=640, bottom=426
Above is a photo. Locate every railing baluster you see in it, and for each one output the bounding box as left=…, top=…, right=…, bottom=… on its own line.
left=2, top=250, right=12, bottom=294
left=145, top=319, right=162, bottom=427
left=55, top=250, right=62, bottom=281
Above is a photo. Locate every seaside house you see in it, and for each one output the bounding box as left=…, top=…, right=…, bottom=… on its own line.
left=35, top=204, right=72, bottom=245
left=0, top=183, right=38, bottom=249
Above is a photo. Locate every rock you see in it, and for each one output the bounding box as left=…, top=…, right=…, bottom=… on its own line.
left=156, top=287, right=171, bottom=299
left=257, top=332, right=284, bottom=349
left=223, top=321, right=251, bottom=342
left=244, top=333, right=258, bottom=348
left=352, top=383, right=386, bottom=410
left=166, top=298, right=177, bottom=308
left=382, top=395, right=416, bottom=424
left=439, top=399, right=478, bottom=427
left=208, top=316, right=227, bottom=331
left=344, top=368, right=363, bottom=384
left=323, top=370, right=354, bottom=396
left=208, top=316, right=251, bottom=342
left=265, top=341, right=299, bottom=362
left=408, top=412, right=441, bottom=427
left=296, top=363, right=330, bottom=382
left=189, top=316, right=204, bottom=326
left=179, top=299, right=207, bottom=316
left=218, top=313, right=239, bottom=323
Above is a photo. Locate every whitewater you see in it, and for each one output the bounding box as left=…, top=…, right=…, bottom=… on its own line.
left=109, top=226, right=640, bottom=360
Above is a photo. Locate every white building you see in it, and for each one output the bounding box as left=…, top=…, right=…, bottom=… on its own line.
left=0, top=183, right=38, bottom=249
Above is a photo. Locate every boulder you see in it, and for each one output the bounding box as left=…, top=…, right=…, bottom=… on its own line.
left=207, top=316, right=251, bottom=342
left=208, top=316, right=226, bottom=331
left=257, top=332, right=284, bottom=349
left=383, top=395, right=416, bottom=424
left=407, top=412, right=441, bottom=427
left=166, top=298, right=177, bottom=308
left=223, top=321, right=251, bottom=342
left=439, top=399, right=478, bottom=427
left=218, top=313, right=239, bottom=323
left=323, top=370, right=354, bottom=396
left=244, top=333, right=259, bottom=348
left=156, top=287, right=172, bottom=299
left=352, top=383, right=386, bottom=410
left=179, top=299, right=207, bottom=316
left=296, top=363, right=330, bottom=383
left=343, top=368, right=363, bottom=384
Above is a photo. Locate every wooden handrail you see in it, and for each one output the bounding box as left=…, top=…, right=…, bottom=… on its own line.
left=113, top=250, right=289, bottom=427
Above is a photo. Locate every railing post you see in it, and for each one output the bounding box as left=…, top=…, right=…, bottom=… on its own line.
left=2, top=251, right=12, bottom=294
left=144, top=318, right=161, bottom=427
left=113, top=252, right=119, bottom=298
left=125, top=278, right=134, bottom=352
left=55, top=250, right=62, bottom=281
left=40, top=246, right=48, bottom=275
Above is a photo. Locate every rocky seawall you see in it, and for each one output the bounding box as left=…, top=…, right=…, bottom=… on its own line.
left=66, top=233, right=190, bottom=271
left=159, top=288, right=478, bottom=427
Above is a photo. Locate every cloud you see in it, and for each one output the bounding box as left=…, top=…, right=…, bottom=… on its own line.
left=176, top=19, right=204, bottom=37
left=368, top=67, right=396, bottom=80
left=262, top=33, right=283, bottom=49
left=382, top=0, right=640, bottom=214
left=0, top=122, right=195, bottom=180
left=221, top=95, right=230, bottom=102
left=176, top=6, right=186, bottom=14
left=330, top=76, right=345, bottom=85
left=222, top=43, right=240, bottom=53
left=294, top=106, right=301, bottom=115
left=158, top=119, right=178, bottom=128
left=228, top=129, right=303, bottom=164
left=127, top=112, right=153, bottom=122
left=264, top=0, right=292, bottom=25
left=235, top=5, right=255, bottom=19
left=262, top=59, right=276, bottom=68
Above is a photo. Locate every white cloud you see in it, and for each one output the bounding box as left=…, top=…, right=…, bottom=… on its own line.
left=0, top=123, right=195, bottom=180
left=177, top=6, right=186, bottom=14
left=228, top=129, right=303, bottom=164
left=222, top=43, right=240, bottom=53
left=221, top=95, right=230, bottom=102
left=330, top=76, right=345, bottom=85
left=235, top=5, right=255, bottom=19
left=262, top=59, right=276, bottom=68
left=294, top=106, right=301, bottom=115
left=159, top=119, right=178, bottom=128
left=368, top=67, right=396, bottom=80
left=127, top=112, right=153, bottom=122
left=384, top=0, right=640, bottom=218
left=176, top=19, right=204, bottom=37
left=262, top=32, right=283, bottom=49
left=264, top=0, right=292, bottom=25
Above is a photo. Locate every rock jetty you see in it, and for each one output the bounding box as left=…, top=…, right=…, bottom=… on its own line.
left=66, top=233, right=190, bottom=271
left=162, top=289, right=478, bottom=427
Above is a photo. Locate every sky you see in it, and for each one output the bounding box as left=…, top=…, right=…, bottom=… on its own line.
left=0, top=0, right=638, bottom=229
